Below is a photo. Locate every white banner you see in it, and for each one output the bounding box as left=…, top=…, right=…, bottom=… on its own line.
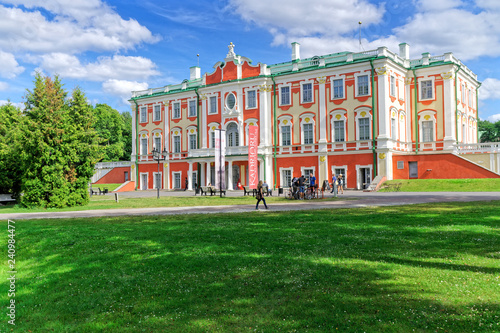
left=214, top=129, right=226, bottom=190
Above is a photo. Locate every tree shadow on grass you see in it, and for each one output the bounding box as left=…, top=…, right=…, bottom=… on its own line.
left=8, top=201, right=500, bottom=332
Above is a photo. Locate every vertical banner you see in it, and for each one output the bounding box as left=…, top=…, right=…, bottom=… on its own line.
left=248, top=125, right=258, bottom=189
left=214, top=129, right=226, bottom=190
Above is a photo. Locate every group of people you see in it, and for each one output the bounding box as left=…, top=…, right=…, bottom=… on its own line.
left=289, top=173, right=319, bottom=199
left=330, top=174, right=344, bottom=194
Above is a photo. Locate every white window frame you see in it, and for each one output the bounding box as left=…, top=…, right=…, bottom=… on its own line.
left=332, top=165, right=347, bottom=188
left=139, top=172, right=148, bottom=190
left=355, top=73, right=370, bottom=97
left=331, top=77, right=345, bottom=99
left=302, top=123, right=314, bottom=145
left=140, top=106, right=147, bottom=123
left=153, top=134, right=162, bottom=151
left=153, top=104, right=161, bottom=121
left=171, top=130, right=181, bottom=153
left=188, top=99, right=197, bottom=117
left=281, top=124, right=291, bottom=146
left=140, top=135, right=148, bottom=155
left=390, top=75, right=396, bottom=97
left=333, top=119, right=345, bottom=142
left=153, top=172, right=162, bottom=190
left=420, top=78, right=434, bottom=101
left=280, top=85, right=291, bottom=106
left=301, top=81, right=313, bottom=103
left=279, top=167, right=293, bottom=188
left=355, top=108, right=372, bottom=141
left=246, top=89, right=257, bottom=109
left=189, top=133, right=197, bottom=150
left=173, top=172, right=181, bottom=189
left=172, top=102, right=181, bottom=119
left=209, top=95, right=218, bottom=114
left=226, top=122, right=239, bottom=147
left=418, top=111, right=437, bottom=143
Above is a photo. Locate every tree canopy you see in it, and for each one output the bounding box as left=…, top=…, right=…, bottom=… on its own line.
left=478, top=119, right=500, bottom=142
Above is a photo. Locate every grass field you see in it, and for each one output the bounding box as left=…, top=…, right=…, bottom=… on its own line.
left=0, top=194, right=311, bottom=214
left=2, top=202, right=499, bottom=332
left=380, top=178, right=500, bottom=192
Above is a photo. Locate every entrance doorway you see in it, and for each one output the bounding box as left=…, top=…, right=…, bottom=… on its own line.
left=232, top=165, right=240, bottom=189
left=409, top=162, right=418, bottom=178
left=360, top=168, right=371, bottom=189
left=141, top=174, right=148, bottom=190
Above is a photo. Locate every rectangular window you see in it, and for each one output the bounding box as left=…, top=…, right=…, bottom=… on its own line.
left=140, top=107, right=147, bottom=123
left=188, top=100, right=196, bottom=117
left=210, top=131, right=215, bottom=148
left=209, top=96, right=217, bottom=114
left=357, top=75, right=369, bottom=96
left=154, top=136, right=161, bottom=151
left=334, top=168, right=346, bottom=179
left=303, top=123, right=313, bottom=144
left=421, top=80, right=433, bottom=100
left=390, top=76, right=396, bottom=97
left=174, top=173, right=181, bottom=189
left=280, top=86, right=290, bottom=105
left=282, top=169, right=291, bottom=187
left=397, top=161, right=404, bottom=169
left=191, top=172, right=197, bottom=189
left=173, top=102, right=181, bottom=119
left=391, top=118, right=397, bottom=141
left=281, top=125, right=291, bottom=146
left=422, top=121, right=433, bottom=142
left=332, top=79, right=344, bottom=99
left=189, top=134, right=197, bottom=150
left=247, top=90, right=256, bottom=108
left=173, top=135, right=181, bottom=153
left=333, top=120, right=345, bottom=142
left=359, top=118, right=370, bottom=140
left=153, top=105, right=161, bottom=121
left=302, top=83, right=313, bottom=103
left=154, top=173, right=162, bottom=189
left=140, top=137, right=148, bottom=155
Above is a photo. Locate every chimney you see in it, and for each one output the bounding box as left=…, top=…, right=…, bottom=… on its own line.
left=292, top=42, right=300, bottom=62
left=190, top=66, right=200, bottom=80
left=399, top=43, right=410, bottom=60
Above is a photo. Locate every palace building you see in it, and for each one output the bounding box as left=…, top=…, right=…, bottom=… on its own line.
left=129, top=42, right=498, bottom=191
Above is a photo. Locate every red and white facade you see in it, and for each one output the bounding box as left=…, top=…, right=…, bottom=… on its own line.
left=130, top=42, right=497, bottom=191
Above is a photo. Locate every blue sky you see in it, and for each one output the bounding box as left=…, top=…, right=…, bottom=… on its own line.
left=1, top=0, right=500, bottom=121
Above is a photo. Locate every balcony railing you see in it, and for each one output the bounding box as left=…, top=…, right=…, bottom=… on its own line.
left=454, top=143, right=500, bottom=154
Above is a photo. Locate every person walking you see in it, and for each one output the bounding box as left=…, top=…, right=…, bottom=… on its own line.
left=255, top=180, right=268, bottom=210
left=331, top=174, right=337, bottom=195
left=337, top=174, right=344, bottom=194
left=184, top=177, right=188, bottom=191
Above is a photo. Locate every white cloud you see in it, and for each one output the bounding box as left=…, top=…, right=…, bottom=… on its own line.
left=479, top=78, right=500, bottom=100
left=0, top=2, right=160, bottom=54
left=36, top=53, right=159, bottom=82
left=0, top=82, right=9, bottom=91
left=0, top=51, right=24, bottom=79
left=102, top=79, right=148, bottom=104
left=229, top=0, right=385, bottom=47
left=0, top=100, right=24, bottom=109
left=488, top=114, right=500, bottom=122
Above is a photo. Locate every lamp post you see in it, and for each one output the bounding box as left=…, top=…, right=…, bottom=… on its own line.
left=152, top=147, right=168, bottom=199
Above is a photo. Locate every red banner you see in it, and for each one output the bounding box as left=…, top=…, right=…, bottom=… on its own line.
left=248, top=125, right=258, bottom=189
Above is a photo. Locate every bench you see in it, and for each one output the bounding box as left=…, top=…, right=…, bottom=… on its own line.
left=262, top=186, right=272, bottom=196
left=243, top=186, right=252, bottom=196
left=199, top=186, right=226, bottom=196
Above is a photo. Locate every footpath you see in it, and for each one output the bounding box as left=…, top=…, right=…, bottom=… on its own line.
left=1, top=191, right=499, bottom=220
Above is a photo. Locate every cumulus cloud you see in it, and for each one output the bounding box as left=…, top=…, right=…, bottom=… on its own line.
left=0, top=51, right=24, bottom=79
left=0, top=82, right=9, bottom=91
left=0, top=100, right=24, bottom=109
left=102, top=79, right=148, bottom=104
left=479, top=78, right=500, bottom=100
left=0, top=2, right=160, bottom=54
left=229, top=0, right=384, bottom=52
left=36, top=53, right=160, bottom=82
left=488, top=114, right=500, bottom=122
left=228, top=0, right=500, bottom=61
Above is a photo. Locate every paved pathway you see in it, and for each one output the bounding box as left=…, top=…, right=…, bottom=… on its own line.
left=1, top=190, right=499, bottom=220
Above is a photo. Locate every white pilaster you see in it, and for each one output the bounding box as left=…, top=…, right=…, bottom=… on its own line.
left=227, top=160, right=233, bottom=190
left=201, top=96, right=207, bottom=148
left=317, top=77, right=327, bottom=151
left=376, top=67, right=390, bottom=148
left=188, top=162, right=193, bottom=190
left=442, top=70, right=456, bottom=150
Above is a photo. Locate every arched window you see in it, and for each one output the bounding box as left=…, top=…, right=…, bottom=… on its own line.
left=227, top=123, right=239, bottom=147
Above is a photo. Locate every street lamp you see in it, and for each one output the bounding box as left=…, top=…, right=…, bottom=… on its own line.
left=152, top=147, right=168, bottom=199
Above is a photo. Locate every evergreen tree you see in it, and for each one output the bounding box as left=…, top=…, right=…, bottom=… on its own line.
left=20, top=73, right=101, bottom=208
left=0, top=103, right=23, bottom=197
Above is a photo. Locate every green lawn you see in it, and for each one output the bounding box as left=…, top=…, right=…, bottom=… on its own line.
left=380, top=178, right=500, bottom=192
left=0, top=194, right=316, bottom=214
left=2, top=202, right=499, bottom=332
